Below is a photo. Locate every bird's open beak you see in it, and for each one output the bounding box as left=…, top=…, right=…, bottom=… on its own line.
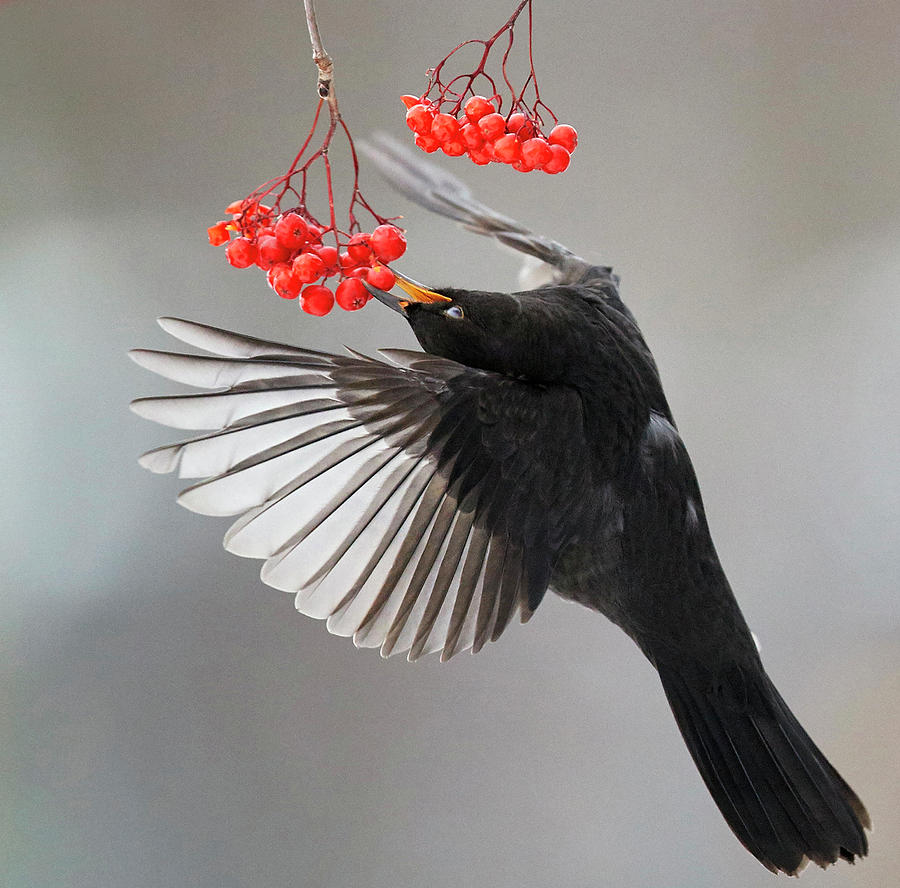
left=363, top=270, right=451, bottom=314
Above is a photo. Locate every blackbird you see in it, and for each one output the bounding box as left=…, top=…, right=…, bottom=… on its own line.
left=130, top=135, right=870, bottom=874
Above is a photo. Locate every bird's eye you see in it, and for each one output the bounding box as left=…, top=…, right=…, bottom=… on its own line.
left=445, top=305, right=464, bottom=319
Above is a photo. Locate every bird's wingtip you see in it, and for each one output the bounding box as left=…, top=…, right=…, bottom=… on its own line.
left=156, top=317, right=190, bottom=334
left=128, top=348, right=158, bottom=370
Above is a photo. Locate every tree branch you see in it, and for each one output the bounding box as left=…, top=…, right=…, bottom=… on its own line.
left=303, top=0, right=339, bottom=120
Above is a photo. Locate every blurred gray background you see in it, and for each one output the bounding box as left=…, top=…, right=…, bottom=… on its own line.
left=2, top=1, right=898, bottom=886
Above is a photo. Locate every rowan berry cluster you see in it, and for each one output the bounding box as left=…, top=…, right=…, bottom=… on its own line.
left=403, top=93, right=577, bottom=173
left=208, top=201, right=406, bottom=316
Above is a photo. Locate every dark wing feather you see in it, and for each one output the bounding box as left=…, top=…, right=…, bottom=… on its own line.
left=131, top=318, right=592, bottom=660
left=361, top=133, right=618, bottom=290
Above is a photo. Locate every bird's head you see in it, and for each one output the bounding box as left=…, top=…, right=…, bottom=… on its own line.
left=366, top=272, right=605, bottom=385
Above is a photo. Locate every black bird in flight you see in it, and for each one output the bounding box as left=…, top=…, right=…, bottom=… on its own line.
left=130, top=135, right=870, bottom=875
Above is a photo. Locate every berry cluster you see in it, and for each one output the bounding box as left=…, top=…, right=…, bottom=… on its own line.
left=403, top=94, right=577, bottom=173
left=208, top=201, right=406, bottom=316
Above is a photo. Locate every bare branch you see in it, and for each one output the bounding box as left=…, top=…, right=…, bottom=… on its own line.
left=303, top=0, right=339, bottom=118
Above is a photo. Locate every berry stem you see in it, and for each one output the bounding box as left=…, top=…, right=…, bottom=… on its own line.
left=212, top=0, right=409, bottom=311
left=423, top=0, right=548, bottom=125
left=323, top=152, right=338, bottom=236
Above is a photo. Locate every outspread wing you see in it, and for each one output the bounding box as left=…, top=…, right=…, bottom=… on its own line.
left=130, top=318, right=591, bottom=661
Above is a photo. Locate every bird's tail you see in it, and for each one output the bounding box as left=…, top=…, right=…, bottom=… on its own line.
left=656, top=661, right=870, bottom=874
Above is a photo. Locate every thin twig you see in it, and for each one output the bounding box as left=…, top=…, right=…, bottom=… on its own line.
left=227, top=0, right=392, bottom=243
left=303, top=0, right=339, bottom=121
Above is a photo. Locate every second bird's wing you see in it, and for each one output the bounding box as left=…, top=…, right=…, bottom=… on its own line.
left=361, top=133, right=618, bottom=290
left=131, top=318, right=592, bottom=661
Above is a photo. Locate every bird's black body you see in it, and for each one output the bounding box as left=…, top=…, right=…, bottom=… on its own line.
left=384, top=277, right=870, bottom=874
left=401, top=284, right=756, bottom=664
left=131, top=136, right=870, bottom=875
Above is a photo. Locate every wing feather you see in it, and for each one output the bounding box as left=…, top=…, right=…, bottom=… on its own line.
left=132, top=318, right=593, bottom=659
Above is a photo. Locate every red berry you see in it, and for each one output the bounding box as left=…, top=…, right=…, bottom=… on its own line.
left=300, top=284, right=334, bottom=316
left=460, top=123, right=484, bottom=150
left=405, top=104, right=434, bottom=134
left=347, top=232, right=373, bottom=263
left=414, top=133, right=441, bottom=153
left=335, top=277, right=370, bottom=311
left=314, top=244, right=339, bottom=272
left=225, top=199, right=244, bottom=214
left=543, top=144, right=571, bottom=174
left=431, top=113, right=461, bottom=142
left=520, top=137, right=554, bottom=169
left=266, top=262, right=290, bottom=289
left=242, top=206, right=270, bottom=229
left=505, top=112, right=527, bottom=134
left=343, top=266, right=370, bottom=280
left=478, top=112, right=507, bottom=140
left=207, top=221, right=230, bottom=246
left=305, top=224, right=324, bottom=244
left=492, top=133, right=521, bottom=164
left=272, top=267, right=302, bottom=299
left=464, top=95, right=495, bottom=124
left=370, top=224, right=407, bottom=263
left=225, top=237, right=257, bottom=268
left=468, top=148, right=492, bottom=166
left=292, top=251, right=327, bottom=283
left=274, top=212, right=309, bottom=249
left=400, top=94, right=421, bottom=109
left=518, top=119, right=537, bottom=140
left=338, top=251, right=358, bottom=271
left=512, top=158, right=536, bottom=173
left=367, top=265, right=396, bottom=290
left=548, top=124, right=578, bottom=153
left=257, top=234, right=292, bottom=269
left=441, top=139, right=466, bottom=157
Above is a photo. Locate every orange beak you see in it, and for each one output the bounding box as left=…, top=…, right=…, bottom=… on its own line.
left=392, top=271, right=451, bottom=305
left=364, top=270, right=451, bottom=314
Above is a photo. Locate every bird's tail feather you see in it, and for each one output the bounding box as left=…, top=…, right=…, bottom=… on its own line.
left=361, top=133, right=610, bottom=287
left=656, top=662, right=870, bottom=874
